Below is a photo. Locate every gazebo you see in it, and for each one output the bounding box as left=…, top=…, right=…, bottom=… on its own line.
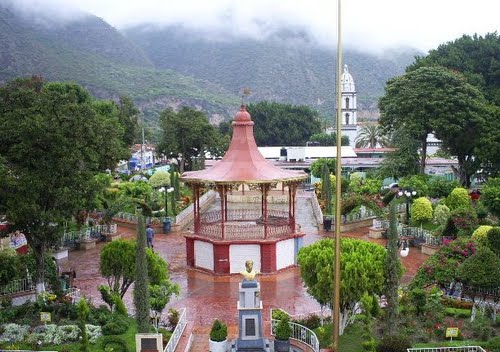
left=181, top=105, right=308, bottom=274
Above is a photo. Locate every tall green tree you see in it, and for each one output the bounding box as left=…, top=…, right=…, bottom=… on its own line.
left=297, top=238, right=386, bottom=334
left=321, top=164, right=333, bottom=216
left=308, top=132, right=350, bottom=146
left=310, top=158, right=336, bottom=179
left=379, top=66, right=487, bottom=185
left=157, top=107, right=219, bottom=172
left=134, top=215, right=150, bottom=333
left=376, top=129, right=419, bottom=179
left=247, top=101, right=322, bottom=146
left=0, top=77, right=129, bottom=290
left=116, top=96, right=140, bottom=146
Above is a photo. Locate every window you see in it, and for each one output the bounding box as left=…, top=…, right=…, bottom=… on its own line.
left=345, top=97, right=350, bottom=109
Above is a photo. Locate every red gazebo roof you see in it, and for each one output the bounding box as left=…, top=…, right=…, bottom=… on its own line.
left=181, top=105, right=307, bottom=184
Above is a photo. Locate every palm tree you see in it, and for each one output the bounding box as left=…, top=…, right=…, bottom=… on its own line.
left=355, top=123, right=391, bottom=148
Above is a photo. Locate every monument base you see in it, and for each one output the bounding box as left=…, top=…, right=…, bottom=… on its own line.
left=232, top=338, right=270, bottom=352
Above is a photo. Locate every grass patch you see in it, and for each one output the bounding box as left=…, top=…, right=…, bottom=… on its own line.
left=413, top=340, right=488, bottom=348
left=414, top=220, right=440, bottom=231
left=445, top=307, right=471, bottom=318
left=314, top=322, right=365, bottom=352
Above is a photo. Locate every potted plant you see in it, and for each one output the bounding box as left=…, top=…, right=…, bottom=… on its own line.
left=274, top=314, right=292, bottom=352
left=209, top=319, right=228, bottom=352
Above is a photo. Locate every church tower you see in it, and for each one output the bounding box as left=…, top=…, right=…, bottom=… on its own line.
left=340, top=64, right=358, bottom=147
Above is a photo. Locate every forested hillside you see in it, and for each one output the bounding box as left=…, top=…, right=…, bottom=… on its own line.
left=0, top=3, right=420, bottom=125
left=124, top=26, right=421, bottom=118
left=0, top=4, right=238, bottom=123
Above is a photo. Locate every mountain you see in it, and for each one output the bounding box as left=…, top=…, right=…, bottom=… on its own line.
left=0, top=4, right=238, bottom=124
left=124, top=25, right=422, bottom=119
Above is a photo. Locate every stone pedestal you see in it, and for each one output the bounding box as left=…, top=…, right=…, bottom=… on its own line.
left=80, top=239, right=97, bottom=250
left=368, top=227, right=385, bottom=239
left=105, top=232, right=122, bottom=242
left=421, top=243, right=439, bottom=256
left=235, top=280, right=267, bottom=351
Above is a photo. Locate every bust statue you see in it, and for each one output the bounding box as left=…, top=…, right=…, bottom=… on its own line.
left=240, top=259, right=258, bottom=281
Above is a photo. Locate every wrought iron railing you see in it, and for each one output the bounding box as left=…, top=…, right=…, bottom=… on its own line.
left=0, top=277, right=35, bottom=296
left=60, top=224, right=117, bottom=248
left=164, top=308, right=187, bottom=352
left=201, top=209, right=289, bottom=224
left=407, top=347, right=486, bottom=352
left=114, top=212, right=165, bottom=225
left=197, top=222, right=294, bottom=240
left=175, top=190, right=216, bottom=226
left=270, top=318, right=319, bottom=352
left=371, top=220, right=439, bottom=246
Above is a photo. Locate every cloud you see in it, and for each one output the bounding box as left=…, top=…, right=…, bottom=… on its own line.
left=4, top=0, right=500, bottom=52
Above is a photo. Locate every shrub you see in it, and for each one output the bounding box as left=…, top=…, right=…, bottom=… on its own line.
left=481, top=177, right=500, bottom=217
left=446, top=187, right=471, bottom=210
left=101, top=335, right=128, bottom=352
left=101, top=314, right=130, bottom=335
left=442, top=207, right=478, bottom=238
left=433, top=204, right=451, bottom=226
left=209, top=319, right=228, bottom=342
left=158, top=328, right=172, bottom=347
left=409, top=288, right=426, bottom=316
left=487, top=227, right=500, bottom=255
left=486, top=336, right=500, bottom=352
left=398, top=175, right=430, bottom=197
left=0, top=323, right=30, bottom=343
left=375, top=334, right=412, bottom=352
left=272, top=309, right=289, bottom=321
left=411, top=197, right=433, bottom=224
left=427, top=177, right=459, bottom=199
left=168, top=307, right=180, bottom=329
left=275, top=314, right=292, bottom=341
left=293, top=314, right=321, bottom=330
left=382, top=191, right=396, bottom=205
left=112, top=293, right=128, bottom=316
left=472, top=225, right=494, bottom=246
left=89, top=305, right=113, bottom=326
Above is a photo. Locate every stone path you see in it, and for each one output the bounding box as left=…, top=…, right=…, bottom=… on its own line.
left=61, top=190, right=428, bottom=351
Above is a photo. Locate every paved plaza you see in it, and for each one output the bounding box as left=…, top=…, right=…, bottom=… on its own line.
left=61, top=190, right=428, bottom=349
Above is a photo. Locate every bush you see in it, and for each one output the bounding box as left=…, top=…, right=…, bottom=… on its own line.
left=446, top=187, right=471, bottom=210
left=375, top=334, right=412, bottom=352
left=158, top=328, right=172, bottom=347
left=472, top=225, right=494, bottom=246
left=89, top=305, right=113, bottom=326
left=101, top=336, right=128, bottom=352
left=293, top=314, right=322, bottom=330
left=411, top=197, right=433, bottom=224
left=168, top=307, right=180, bottom=329
left=487, top=227, right=500, bottom=255
left=275, top=314, right=292, bottom=341
left=486, top=336, right=500, bottom=352
left=272, top=309, right=289, bottom=321
left=101, top=314, right=130, bottom=335
left=427, top=177, right=459, bottom=199
left=112, top=293, right=128, bottom=316
left=440, top=297, right=473, bottom=310
left=382, top=191, right=396, bottom=205
left=433, top=204, right=451, bottom=226
left=481, top=177, right=500, bottom=217
left=209, top=319, right=227, bottom=342
left=442, top=207, right=478, bottom=238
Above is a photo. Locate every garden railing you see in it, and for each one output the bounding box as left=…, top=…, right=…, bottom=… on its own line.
left=407, top=347, right=486, bottom=352
left=164, top=307, right=187, bottom=352
left=0, top=277, right=35, bottom=296
left=60, top=224, right=117, bottom=248
left=270, top=308, right=320, bottom=352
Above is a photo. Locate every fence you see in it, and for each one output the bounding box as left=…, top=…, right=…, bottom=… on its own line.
left=114, top=212, right=164, bottom=225
left=60, top=224, right=117, bottom=248
left=270, top=309, right=320, bottom=352
left=407, top=347, right=486, bottom=352
left=175, top=190, right=216, bottom=229
left=0, top=277, right=35, bottom=296
left=164, top=308, right=187, bottom=352
left=372, top=219, right=439, bottom=246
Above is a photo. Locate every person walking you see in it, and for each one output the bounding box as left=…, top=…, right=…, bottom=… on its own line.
left=146, top=224, right=155, bottom=250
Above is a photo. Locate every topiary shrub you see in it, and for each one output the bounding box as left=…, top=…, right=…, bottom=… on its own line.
left=375, top=334, right=412, bottom=352
left=209, top=319, right=228, bottom=342
left=382, top=191, right=396, bottom=205
left=446, top=187, right=471, bottom=210
left=487, top=227, right=500, bottom=256
left=486, top=335, right=500, bottom=352
left=471, top=225, right=494, bottom=246
left=410, top=197, right=433, bottom=224
left=101, top=336, right=128, bottom=352
left=481, top=177, right=500, bottom=217
left=101, top=314, right=130, bottom=336
left=275, top=314, right=292, bottom=341
left=427, top=177, right=459, bottom=199
left=433, top=204, right=451, bottom=227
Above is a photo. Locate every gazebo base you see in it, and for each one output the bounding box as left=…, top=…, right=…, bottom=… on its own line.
left=185, top=233, right=305, bottom=275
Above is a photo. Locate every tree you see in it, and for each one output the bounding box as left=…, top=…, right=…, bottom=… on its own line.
left=99, top=239, right=170, bottom=298
left=77, top=298, right=90, bottom=352
left=308, top=132, right=349, bottom=146
left=384, top=201, right=403, bottom=336
left=134, top=215, right=150, bottom=333
left=0, top=77, right=129, bottom=290
left=321, top=164, right=333, bottom=216
left=379, top=66, right=487, bottom=182
left=481, top=177, right=500, bottom=217
left=376, top=128, right=419, bottom=179
left=116, top=96, right=140, bottom=146
left=310, top=158, right=336, bottom=178
left=355, top=123, right=390, bottom=148
left=157, top=107, right=219, bottom=172
left=247, top=101, right=322, bottom=146
left=297, top=238, right=386, bottom=334
left=456, top=247, right=500, bottom=290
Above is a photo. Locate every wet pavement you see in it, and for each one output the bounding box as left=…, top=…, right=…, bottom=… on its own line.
left=61, top=190, right=428, bottom=349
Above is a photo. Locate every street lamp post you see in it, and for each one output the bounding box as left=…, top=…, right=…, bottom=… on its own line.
left=398, top=189, right=417, bottom=225
left=160, top=187, right=174, bottom=217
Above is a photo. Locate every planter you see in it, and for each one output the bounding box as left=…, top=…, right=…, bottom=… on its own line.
left=104, top=232, right=122, bottom=242
left=421, top=243, right=439, bottom=256
left=274, top=338, right=290, bottom=352
left=209, top=339, right=227, bottom=352
left=53, top=248, right=69, bottom=261
left=368, top=227, right=385, bottom=239
left=79, top=239, right=97, bottom=250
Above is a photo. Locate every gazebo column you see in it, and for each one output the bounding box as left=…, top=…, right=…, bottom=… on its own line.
left=217, top=184, right=227, bottom=239
left=287, top=182, right=298, bottom=231
left=261, top=184, right=270, bottom=239
left=191, top=183, right=201, bottom=232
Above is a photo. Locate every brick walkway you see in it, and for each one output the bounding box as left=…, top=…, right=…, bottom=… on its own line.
left=61, top=191, right=428, bottom=350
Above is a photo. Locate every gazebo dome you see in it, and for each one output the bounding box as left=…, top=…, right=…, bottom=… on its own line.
left=181, top=105, right=306, bottom=184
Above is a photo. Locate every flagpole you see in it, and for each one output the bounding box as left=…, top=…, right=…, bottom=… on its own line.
left=333, top=0, right=342, bottom=350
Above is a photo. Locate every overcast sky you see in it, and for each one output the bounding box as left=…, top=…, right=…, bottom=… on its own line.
left=8, top=0, right=500, bottom=53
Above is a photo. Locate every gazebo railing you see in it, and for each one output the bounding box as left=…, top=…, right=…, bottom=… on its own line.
left=201, top=209, right=289, bottom=224
left=197, top=222, right=294, bottom=240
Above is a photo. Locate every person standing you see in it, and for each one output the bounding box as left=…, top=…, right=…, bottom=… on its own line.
left=146, top=224, right=155, bottom=250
